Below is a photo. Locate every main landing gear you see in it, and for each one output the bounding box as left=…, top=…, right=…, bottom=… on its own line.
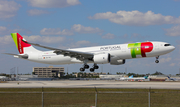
left=80, top=64, right=99, bottom=72
left=155, top=56, right=159, bottom=63
left=80, top=64, right=89, bottom=71
left=90, top=64, right=99, bottom=72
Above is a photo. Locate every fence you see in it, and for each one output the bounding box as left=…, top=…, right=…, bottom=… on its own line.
left=0, top=91, right=180, bottom=107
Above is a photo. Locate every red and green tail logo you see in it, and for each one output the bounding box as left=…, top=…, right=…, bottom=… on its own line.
left=11, top=33, right=31, bottom=54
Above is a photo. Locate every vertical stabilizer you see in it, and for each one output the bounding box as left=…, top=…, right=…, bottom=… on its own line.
left=11, top=33, right=40, bottom=54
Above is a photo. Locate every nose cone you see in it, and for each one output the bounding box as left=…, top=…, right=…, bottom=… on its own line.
left=171, top=46, right=175, bottom=51
left=161, top=43, right=175, bottom=54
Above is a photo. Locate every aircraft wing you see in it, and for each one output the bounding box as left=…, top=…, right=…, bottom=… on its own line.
left=23, top=41, right=94, bottom=61
left=3, top=53, right=28, bottom=59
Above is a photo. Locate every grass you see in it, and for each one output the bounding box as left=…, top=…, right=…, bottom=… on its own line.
left=0, top=88, right=180, bottom=107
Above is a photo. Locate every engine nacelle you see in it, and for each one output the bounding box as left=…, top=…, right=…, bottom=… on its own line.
left=93, top=53, right=110, bottom=64
left=110, top=59, right=125, bottom=65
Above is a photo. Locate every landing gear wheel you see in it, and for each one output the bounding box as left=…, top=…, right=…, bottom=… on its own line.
left=94, top=66, right=99, bottom=69
left=93, top=64, right=99, bottom=69
left=155, top=60, right=159, bottom=63
left=84, top=65, right=89, bottom=69
left=80, top=68, right=85, bottom=71
left=90, top=68, right=94, bottom=72
left=155, top=56, right=159, bottom=63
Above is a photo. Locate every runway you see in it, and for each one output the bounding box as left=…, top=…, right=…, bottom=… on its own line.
left=1, top=80, right=180, bottom=89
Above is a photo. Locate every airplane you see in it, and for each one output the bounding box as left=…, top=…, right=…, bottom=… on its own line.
left=118, top=75, right=133, bottom=80
left=167, top=76, right=180, bottom=81
left=0, top=76, right=7, bottom=81
left=118, top=75, right=147, bottom=81
left=0, top=76, right=6, bottom=79
left=5, top=33, right=175, bottom=72
left=128, top=75, right=148, bottom=81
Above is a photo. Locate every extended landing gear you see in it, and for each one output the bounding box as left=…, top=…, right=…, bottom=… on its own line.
left=80, top=64, right=99, bottom=72
left=80, top=64, right=89, bottom=71
left=155, top=56, right=159, bottom=63
left=90, top=64, right=99, bottom=72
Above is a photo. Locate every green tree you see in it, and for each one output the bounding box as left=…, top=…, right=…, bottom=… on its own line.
left=151, top=71, right=163, bottom=75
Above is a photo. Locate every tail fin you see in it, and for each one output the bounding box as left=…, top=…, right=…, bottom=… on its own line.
left=144, top=76, right=148, bottom=79
left=11, top=33, right=39, bottom=54
left=129, top=75, right=133, bottom=78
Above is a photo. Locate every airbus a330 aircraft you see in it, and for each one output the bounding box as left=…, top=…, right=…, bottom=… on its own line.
left=5, top=33, right=175, bottom=72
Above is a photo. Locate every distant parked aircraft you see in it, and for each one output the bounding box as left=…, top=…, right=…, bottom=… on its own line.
left=0, top=76, right=6, bottom=79
left=167, top=76, right=180, bottom=81
left=5, top=33, right=175, bottom=72
left=119, top=75, right=147, bottom=81
left=119, top=75, right=133, bottom=80
left=0, top=76, right=7, bottom=81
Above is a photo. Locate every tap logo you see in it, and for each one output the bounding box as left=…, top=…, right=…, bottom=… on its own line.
left=128, top=42, right=153, bottom=58
left=11, top=33, right=31, bottom=54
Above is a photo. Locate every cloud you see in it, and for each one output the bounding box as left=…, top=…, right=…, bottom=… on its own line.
left=23, top=35, right=65, bottom=44
left=71, top=24, right=103, bottom=34
left=160, top=57, right=171, bottom=63
left=40, top=28, right=73, bottom=36
left=0, top=35, right=65, bottom=45
left=0, top=26, right=24, bottom=35
left=123, top=34, right=128, bottom=38
left=40, top=24, right=103, bottom=35
left=164, top=25, right=180, bottom=36
left=57, top=40, right=97, bottom=49
left=28, top=0, right=81, bottom=8
left=170, top=63, right=176, bottom=66
left=0, top=35, right=13, bottom=45
left=74, top=40, right=91, bottom=47
left=28, top=9, right=49, bottom=16
left=101, top=33, right=115, bottom=39
left=68, top=40, right=97, bottom=48
left=131, top=33, right=140, bottom=38
left=0, top=26, right=7, bottom=33
left=89, top=10, right=180, bottom=26
left=0, top=0, right=21, bottom=19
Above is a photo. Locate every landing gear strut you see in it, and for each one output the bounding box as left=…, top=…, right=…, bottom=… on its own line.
left=90, top=64, right=99, bottom=72
left=155, top=56, right=159, bottom=63
left=80, top=64, right=89, bottom=71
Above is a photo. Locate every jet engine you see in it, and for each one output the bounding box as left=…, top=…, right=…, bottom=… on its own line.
left=93, top=53, right=110, bottom=64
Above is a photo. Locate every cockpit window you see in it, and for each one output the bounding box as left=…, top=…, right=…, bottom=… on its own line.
left=164, top=44, right=171, bottom=46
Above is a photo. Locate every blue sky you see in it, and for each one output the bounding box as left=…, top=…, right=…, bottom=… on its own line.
left=0, top=0, right=180, bottom=75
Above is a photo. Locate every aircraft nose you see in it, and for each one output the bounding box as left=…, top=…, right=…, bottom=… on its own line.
left=171, top=46, right=175, bottom=51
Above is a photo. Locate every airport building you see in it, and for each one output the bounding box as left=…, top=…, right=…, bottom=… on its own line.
left=33, top=66, right=64, bottom=77
left=148, top=75, right=168, bottom=81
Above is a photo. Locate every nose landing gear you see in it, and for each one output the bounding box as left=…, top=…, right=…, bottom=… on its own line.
left=155, top=56, right=159, bottom=63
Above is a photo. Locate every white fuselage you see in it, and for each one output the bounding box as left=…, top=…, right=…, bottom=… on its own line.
left=23, top=41, right=175, bottom=65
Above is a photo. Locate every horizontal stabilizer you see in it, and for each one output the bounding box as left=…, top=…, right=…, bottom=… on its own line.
left=3, top=53, right=28, bottom=59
